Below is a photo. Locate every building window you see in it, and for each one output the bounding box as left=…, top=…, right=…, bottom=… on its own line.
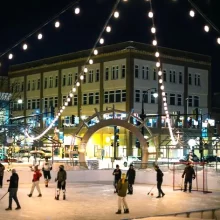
left=112, top=66, right=119, bottom=80
left=54, top=97, right=58, bottom=107
left=21, top=82, right=24, bottom=92
left=55, top=76, right=58, bottom=88
left=62, top=75, right=66, bottom=86
left=151, top=91, right=156, bottom=104
left=73, top=95, right=78, bottom=105
left=44, top=98, right=48, bottom=109
left=32, top=80, right=35, bottom=91
left=177, top=94, right=182, bottom=106
left=153, top=69, right=157, bottom=80
left=27, top=80, right=30, bottom=91
left=194, top=74, right=197, bottom=86
left=194, top=96, right=199, bottom=107
left=109, top=91, right=114, bottom=103
left=188, top=73, right=192, bottom=85
left=173, top=71, right=176, bottom=83
left=134, top=65, right=139, bottom=78
left=74, top=73, right=78, bottom=82
left=170, top=94, right=175, bottom=105
left=83, top=94, right=87, bottom=105
left=179, top=72, right=182, bottom=84
left=188, top=96, right=193, bottom=107
left=49, top=97, right=53, bottom=107
left=105, top=67, right=109, bottom=81
left=116, top=66, right=119, bottom=79
left=198, top=75, right=201, bottom=86
left=49, top=76, right=53, bottom=88
left=163, top=70, right=167, bottom=82
left=36, top=99, right=40, bottom=109
left=169, top=71, right=172, bottom=83
left=121, top=65, right=126, bottom=78
left=68, top=73, right=72, bottom=86
left=104, top=91, right=108, bottom=103
left=135, top=90, right=140, bottom=102
left=32, top=99, right=36, bottom=109
left=142, top=66, right=149, bottom=80
left=95, top=92, right=99, bottom=104
left=142, top=91, right=148, bottom=103
left=122, top=90, right=126, bottom=102
left=83, top=72, right=86, bottom=84
left=27, top=100, right=31, bottom=110
left=62, top=96, right=66, bottom=105
left=44, top=78, right=47, bottom=89
left=116, top=90, right=121, bottom=102
left=89, top=70, right=94, bottom=83
left=37, top=79, right=40, bottom=90
left=89, top=93, right=94, bottom=105
left=95, top=69, right=100, bottom=82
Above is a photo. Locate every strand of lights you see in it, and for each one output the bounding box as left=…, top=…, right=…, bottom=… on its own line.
left=188, top=0, right=220, bottom=45
left=147, top=0, right=176, bottom=145
left=2, top=0, right=81, bottom=60
left=25, top=0, right=124, bottom=141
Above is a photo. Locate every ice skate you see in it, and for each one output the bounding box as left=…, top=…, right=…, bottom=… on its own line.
left=63, top=194, right=66, bottom=200
left=55, top=195, right=59, bottom=200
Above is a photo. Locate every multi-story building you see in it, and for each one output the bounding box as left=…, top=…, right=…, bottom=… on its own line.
left=8, top=41, right=211, bottom=159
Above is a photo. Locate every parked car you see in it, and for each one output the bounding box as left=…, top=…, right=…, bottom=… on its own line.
left=179, top=154, right=200, bottom=162
left=204, top=155, right=220, bottom=163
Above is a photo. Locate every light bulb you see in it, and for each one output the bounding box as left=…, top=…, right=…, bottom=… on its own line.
left=75, top=7, right=80, bottom=14
left=60, top=109, right=63, bottom=113
left=62, top=106, right=65, bottom=110
left=217, top=38, right=220, bottom=44
left=58, top=113, right=61, bottom=116
left=89, top=59, right=93, bottom=64
left=55, top=21, right=60, bottom=28
left=189, top=10, right=195, bottom=17
left=80, top=75, right=84, bottom=80
left=72, top=87, right=76, bottom=92
left=8, top=53, right=13, bottom=60
left=84, top=67, right=88, bottom=72
left=159, top=79, right=163, bottom=83
left=164, top=102, right=167, bottom=106
left=160, top=85, right=164, bottom=90
left=23, top=44, right=28, bottom=50
left=148, top=11, right=153, bottom=18
left=156, top=62, right=160, bottom=67
left=67, top=98, right=71, bottom=102
left=76, top=82, right=80, bottom=87
left=151, top=27, right=156, bottom=33
left=152, top=40, right=157, bottom=46
left=106, top=26, right=111, bottom=32
left=165, top=110, right=168, bottom=114
left=158, top=71, right=162, bottom=76
left=100, top=38, right=104, bottom=44
left=94, top=49, right=98, bottom=55
left=38, top=33, right=43, bottom=40
left=204, top=25, right=209, bottom=32
left=69, top=93, right=73, bottom=97
left=155, top=52, right=159, bottom=57
left=164, top=106, right=167, bottom=110
left=65, top=102, right=68, bottom=106
left=163, top=97, right=166, bottom=101
left=162, top=92, right=165, bottom=96
left=114, top=11, right=119, bottom=18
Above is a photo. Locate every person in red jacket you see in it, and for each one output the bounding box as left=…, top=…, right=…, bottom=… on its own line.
left=27, top=165, right=42, bottom=197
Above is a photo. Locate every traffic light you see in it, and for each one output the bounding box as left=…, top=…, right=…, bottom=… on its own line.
left=114, top=126, right=120, bottom=147
left=111, top=142, right=113, bottom=147
left=51, top=106, right=55, bottom=119
left=135, top=139, right=140, bottom=148
left=71, top=115, right=75, bottom=124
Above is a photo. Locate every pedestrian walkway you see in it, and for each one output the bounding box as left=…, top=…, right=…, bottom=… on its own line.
left=0, top=182, right=219, bottom=220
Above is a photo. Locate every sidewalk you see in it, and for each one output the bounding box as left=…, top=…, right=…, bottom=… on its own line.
left=0, top=182, right=219, bottom=220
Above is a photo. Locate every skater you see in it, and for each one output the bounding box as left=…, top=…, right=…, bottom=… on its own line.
left=0, top=162, right=5, bottom=188
left=182, top=162, right=196, bottom=193
left=112, top=164, right=121, bottom=193
left=55, top=165, right=67, bottom=200
left=115, top=173, right=129, bottom=214
left=126, top=164, right=136, bottom=194
left=154, top=165, right=165, bottom=198
left=28, top=165, right=42, bottom=197
left=42, top=157, right=52, bottom=187
left=5, top=169, right=21, bottom=211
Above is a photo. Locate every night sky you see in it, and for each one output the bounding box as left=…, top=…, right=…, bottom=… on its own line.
left=0, top=0, right=220, bottom=91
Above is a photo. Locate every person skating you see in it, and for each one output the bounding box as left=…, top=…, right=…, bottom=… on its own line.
left=28, top=165, right=42, bottom=197
left=126, top=164, right=136, bottom=194
left=5, top=169, right=21, bottom=211
left=42, top=157, right=52, bottom=187
left=115, top=173, right=129, bottom=214
left=0, top=162, right=5, bottom=188
left=182, top=162, right=196, bottom=193
left=154, top=165, right=165, bottom=198
left=112, top=164, right=121, bottom=193
left=55, top=165, right=67, bottom=200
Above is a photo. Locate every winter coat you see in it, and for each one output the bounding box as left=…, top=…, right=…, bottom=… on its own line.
left=32, top=169, right=42, bottom=182
left=57, top=169, right=67, bottom=182
left=156, top=168, right=164, bottom=182
left=117, top=179, right=128, bottom=197
left=113, top=169, right=121, bottom=181
left=9, top=173, right=19, bottom=189
left=0, top=164, right=5, bottom=176
left=182, top=166, right=195, bottom=180
left=126, top=168, right=136, bottom=184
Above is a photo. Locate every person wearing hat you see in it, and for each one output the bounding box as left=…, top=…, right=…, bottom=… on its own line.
left=55, top=165, right=67, bottom=200
left=154, top=165, right=165, bottom=198
left=5, top=169, right=21, bottom=211
left=115, top=173, right=129, bottom=214
left=126, top=164, right=136, bottom=194
left=28, top=165, right=42, bottom=197
left=182, top=162, right=196, bottom=192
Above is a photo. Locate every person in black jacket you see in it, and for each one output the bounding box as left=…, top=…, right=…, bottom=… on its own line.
left=154, top=165, right=165, bottom=198
left=5, top=169, right=21, bottom=211
left=182, top=162, right=196, bottom=193
left=126, top=164, right=136, bottom=194
left=112, top=165, right=121, bottom=193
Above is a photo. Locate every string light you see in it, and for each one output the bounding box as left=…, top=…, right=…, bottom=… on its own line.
left=80, top=75, right=84, bottom=80
left=204, top=25, right=209, bottom=32
left=55, top=21, right=60, bottom=28
left=189, top=10, right=195, bottom=17
left=8, top=54, right=13, bottom=60
left=152, top=40, right=157, bottom=46
left=84, top=67, right=88, bottom=72
left=217, top=38, right=220, bottom=44
left=151, top=27, right=156, bottom=33
left=155, top=52, right=159, bottom=57
left=94, top=49, right=98, bottom=55
left=89, top=59, right=93, bottom=64
left=106, top=26, right=111, bottom=32
left=114, top=11, right=119, bottom=18
left=75, top=7, right=80, bottom=14
left=148, top=11, right=153, bottom=18
left=100, top=38, right=104, bottom=44
left=23, top=44, right=28, bottom=50
left=38, top=33, right=43, bottom=40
